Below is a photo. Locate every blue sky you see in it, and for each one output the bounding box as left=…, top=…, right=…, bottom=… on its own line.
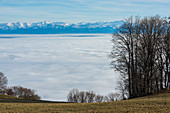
left=0, top=0, right=170, bottom=23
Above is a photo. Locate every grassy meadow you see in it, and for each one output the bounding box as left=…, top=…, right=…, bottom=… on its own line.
left=0, top=90, right=170, bottom=113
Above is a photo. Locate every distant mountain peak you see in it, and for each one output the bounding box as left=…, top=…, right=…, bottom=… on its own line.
left=0, top=20, right=124, bottom=34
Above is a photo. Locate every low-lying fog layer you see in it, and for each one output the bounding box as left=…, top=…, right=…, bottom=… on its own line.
left=0, top=34, right=117, bottom=101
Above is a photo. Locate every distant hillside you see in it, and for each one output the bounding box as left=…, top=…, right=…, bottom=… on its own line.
left=0, top=21, right=123, bottom=34
left=0, top=90, right=169, bottom=112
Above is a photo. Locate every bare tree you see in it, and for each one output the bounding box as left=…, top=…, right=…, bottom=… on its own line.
left=162, top=17, right=170, bottom=88
left=6, top=88, right=14, bottom=95
left=67, top=88, right=80, bottom=103
left=116, top=78, right=128, bottom=100
left=79, top=91, right=87, bottom=103
left=94, top=94, right=104, bottom=102
left=86, top=91, right=96, bottom=103
left=0, top=72, right=8, bottom=94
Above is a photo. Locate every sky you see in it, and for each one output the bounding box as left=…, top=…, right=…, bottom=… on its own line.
left=0, top=0, right=170, bottom=23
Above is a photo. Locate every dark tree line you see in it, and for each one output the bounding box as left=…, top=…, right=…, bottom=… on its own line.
left=110, top=16, right=170, bottom=99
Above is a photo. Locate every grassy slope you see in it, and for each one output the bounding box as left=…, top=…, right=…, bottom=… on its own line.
left=0, top=91, right=170, bottom=113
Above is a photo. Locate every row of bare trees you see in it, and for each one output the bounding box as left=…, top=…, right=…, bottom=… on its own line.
left=6, top=86, right=41, bottom=100
left=67, top=88, right=121, bottom=103
left=110, top=16, right=170, bottom=99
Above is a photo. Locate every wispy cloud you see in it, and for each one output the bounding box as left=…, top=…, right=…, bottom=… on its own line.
left=0, top=0, right=170, bottom=23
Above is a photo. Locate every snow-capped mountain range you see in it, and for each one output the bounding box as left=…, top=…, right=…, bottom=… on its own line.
left=0, top=20, right=124, bottom=34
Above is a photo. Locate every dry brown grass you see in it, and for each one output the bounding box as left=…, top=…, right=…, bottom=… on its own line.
left=0, top=91, right=170, bottom=113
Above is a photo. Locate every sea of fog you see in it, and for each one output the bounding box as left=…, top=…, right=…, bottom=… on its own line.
left=0, top=34, right=118, bottom=101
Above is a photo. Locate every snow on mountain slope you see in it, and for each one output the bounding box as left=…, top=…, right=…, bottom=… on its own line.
left=0, top=20, right=124, bottom=34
